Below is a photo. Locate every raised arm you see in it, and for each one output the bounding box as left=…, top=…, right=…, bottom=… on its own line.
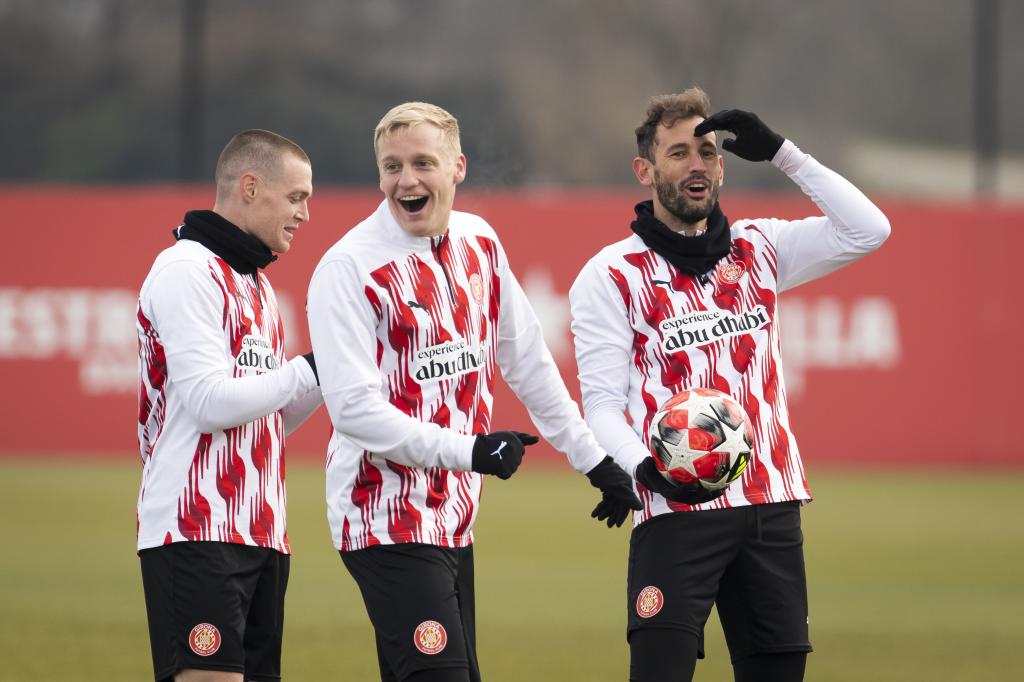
left=694, top=109, right=890, bottom=291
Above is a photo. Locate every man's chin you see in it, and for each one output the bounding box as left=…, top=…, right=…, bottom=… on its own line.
left=676, top=196, right=716, bottom=223
left=397, top=218, right=435, bottom=237
left=397, top=213, right=447, bottom=238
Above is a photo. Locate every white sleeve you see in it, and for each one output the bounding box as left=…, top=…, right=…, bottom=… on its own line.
left=307, top=258, right=475, bottom=470
left=769, top=140, right=891, bottom=292
left=281, top=369, right=323, bottom=435
left=147, top=262, right=320, bottom=433
left=568, top=260, right=650, bottom=476
left=495, top=260, right=605, bottom=475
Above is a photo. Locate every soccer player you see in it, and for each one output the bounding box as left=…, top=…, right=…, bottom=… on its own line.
left=136, top=129, right=323, bottom=682
left=569, top=88, right=890, bottom=682
left=306, top=102, right=641, bottom=682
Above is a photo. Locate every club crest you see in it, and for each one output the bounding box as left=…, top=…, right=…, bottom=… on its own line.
left=414, top=620, right=448, bottom=655
left=189, top=622, right=222, bottom=656
left=718, top=261, right=746, bottom=284
left=636, top=586, right=664, bottom=618
left=469, top=273, right=484, bottom=306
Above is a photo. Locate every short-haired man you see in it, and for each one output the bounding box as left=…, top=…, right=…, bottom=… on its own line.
left=136, top=129, right=323, bottom=682
left=307, top=102, right=641, bottom=682
left=569, top=88, right=890, bottom=681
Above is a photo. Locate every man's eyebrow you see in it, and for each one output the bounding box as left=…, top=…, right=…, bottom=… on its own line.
left=379, top=152, right=440, bottom=164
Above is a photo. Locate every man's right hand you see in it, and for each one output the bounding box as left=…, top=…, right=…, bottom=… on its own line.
left=634, top=457, right=726, bottom=505
left=471, top=431, right=539, bottom=479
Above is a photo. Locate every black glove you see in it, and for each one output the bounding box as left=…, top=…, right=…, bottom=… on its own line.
left=301, top=352, right=319, bottom=385
left=693, top=109, right=784, bottom=162
left=471, top=431, right=538, bottom=479
left=634, top=457, right=726, bottom=505
left=585, top=456, right=643, bottom=528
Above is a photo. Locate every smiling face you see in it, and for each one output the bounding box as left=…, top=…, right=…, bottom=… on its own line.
left=241, top=153, right=312, bottom=254
left=633, top=115, right=724, bottom=234
left=377, top=123, right=466, bottom=238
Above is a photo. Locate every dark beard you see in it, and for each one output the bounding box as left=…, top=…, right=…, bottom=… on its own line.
left=653, top=170, right=720, bottom=226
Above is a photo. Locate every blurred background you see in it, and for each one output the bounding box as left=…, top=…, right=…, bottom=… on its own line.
left=2, top=0, right=1022, bottom=195
left=1, top=1, right=1022, bottom=680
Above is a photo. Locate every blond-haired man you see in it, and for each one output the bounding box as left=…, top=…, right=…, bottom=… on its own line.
left=137, top=129, right=323, bottom=681
left=307, top=102, right=639, bottom=682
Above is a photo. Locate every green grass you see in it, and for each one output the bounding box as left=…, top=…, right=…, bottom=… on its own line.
left=0, top=459, right=1022, bottom=681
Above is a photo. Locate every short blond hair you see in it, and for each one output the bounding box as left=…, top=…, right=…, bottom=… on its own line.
left=373, top=102, right=462, bottom=158
left=215, top=129, right=309, bottom=199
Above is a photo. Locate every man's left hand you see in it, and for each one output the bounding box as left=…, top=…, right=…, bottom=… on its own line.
left=694, top=109, right=784, bottom=162
left=585, top=456, right=644, bottom=527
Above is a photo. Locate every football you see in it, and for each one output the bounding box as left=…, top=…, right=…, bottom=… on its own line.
left=649, top=387, right=754, bottom=491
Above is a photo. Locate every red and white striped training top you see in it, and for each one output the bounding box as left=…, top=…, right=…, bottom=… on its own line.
left=569, top=141, right=890, bottom=524
left=307, top=201, right=604, bottom=552
left=136, top=238, right=321, bottom=553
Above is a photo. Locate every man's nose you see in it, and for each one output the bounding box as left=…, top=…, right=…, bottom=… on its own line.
left=398, top=165, right=419, bottom=188
left=297, top=199, right=310, bottom=223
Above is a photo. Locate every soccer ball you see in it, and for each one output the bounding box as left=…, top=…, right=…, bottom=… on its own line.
left=649, top=388, right=754, bottom=491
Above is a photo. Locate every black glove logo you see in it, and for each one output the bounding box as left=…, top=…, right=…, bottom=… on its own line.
left=471, top=431, right=539, bottom=479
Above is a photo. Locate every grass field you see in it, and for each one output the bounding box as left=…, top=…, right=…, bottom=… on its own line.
left=1, top=459, right=1022, bottom=681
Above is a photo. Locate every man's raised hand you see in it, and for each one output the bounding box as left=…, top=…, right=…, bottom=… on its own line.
left=694, top=109, right=784, bottom=163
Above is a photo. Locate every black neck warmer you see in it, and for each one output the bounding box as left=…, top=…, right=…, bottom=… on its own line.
left=174, top=210, right=277, bottom=275
left=629, top=200, right=732, bottom=276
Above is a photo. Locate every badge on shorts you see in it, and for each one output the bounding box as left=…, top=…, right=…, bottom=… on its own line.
left=189, top=623, right=222, bottom=656
left=636, top=586, right=664, bottom=618
left=414, top=620, right=448, bottom=655
left=718, top=261, right=746, bottom=284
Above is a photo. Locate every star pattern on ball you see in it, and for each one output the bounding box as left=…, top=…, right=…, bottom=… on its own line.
left=663, top=394, right=725, bottom=473
left=653, top=391, right=753, bottom=487
left=716, top=418, right=750, bottom=459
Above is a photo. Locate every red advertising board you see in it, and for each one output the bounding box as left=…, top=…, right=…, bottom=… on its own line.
left=1, top=187, right=1020, bottom=467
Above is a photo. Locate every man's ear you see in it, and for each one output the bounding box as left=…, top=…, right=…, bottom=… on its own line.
left=632, top=157, right=654, bottom=187
left=453, top=153, right=467, bottom=186
left=240, top=172, right=259, bottom=202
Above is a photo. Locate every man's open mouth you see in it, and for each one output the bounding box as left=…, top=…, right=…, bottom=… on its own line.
left=398, top=195, right=429, bottom=213
left=683, top=179, right=709, bottom=200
